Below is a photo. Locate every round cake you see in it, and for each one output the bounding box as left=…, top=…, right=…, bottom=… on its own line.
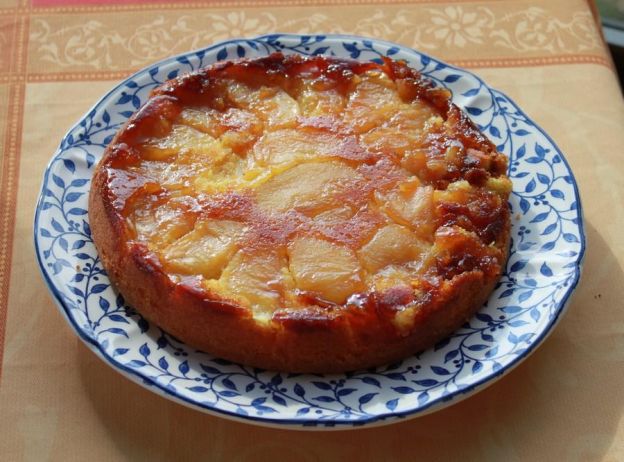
left=89, top=53, right=511, bottom=373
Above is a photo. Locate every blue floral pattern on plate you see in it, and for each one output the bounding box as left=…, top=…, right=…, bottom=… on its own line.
left=34, top=34, right=584, bottom=429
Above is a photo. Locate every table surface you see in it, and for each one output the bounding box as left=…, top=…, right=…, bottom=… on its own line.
left=1, top=0, right=623, bottom=460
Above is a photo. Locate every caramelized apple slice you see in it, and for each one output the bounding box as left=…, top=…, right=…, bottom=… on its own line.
left=312, top=205, right=355, bottom=225
left=252, top=128, right=370, bottom=167
left=251, top=129, right=344, bottom=166
left=177, top=107, right=223, bottom=137
left=368, top=265, right=413, bottom=292
left=387, top=104, right=437, bottom=131
left=264, top=91, right=301, bottom=128
left=358, top=224, right=429, bottom=273
left=220, top=110, right=264, bottom=155
left=179, top=107, right=263, bottom=156
left=130, top=196, right=196, bottom=246
left=297, top=87, right=346, bottom=117
left=377, top=179, right=435, bottom=240
left=359, top=105, right=434, bottom=157
left=162, top=219, right=246, bottom=279
left=342, top=72, right=404, bottom=134
left=220, top=249, right=292, bottom=317
left=255, top=161, right=359, bottom=213
left=227, top=82, right=300, bottom=129
left=141, top=125, right=227, bottom=163
left=288, top=237, right=365, bottom=304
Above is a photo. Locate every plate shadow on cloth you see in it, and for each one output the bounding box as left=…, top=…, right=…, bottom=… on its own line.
left=76, top=220, right=621, bottom=461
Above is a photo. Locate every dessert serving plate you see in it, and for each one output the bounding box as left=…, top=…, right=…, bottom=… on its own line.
left=34, top=34, right=584, bottom=429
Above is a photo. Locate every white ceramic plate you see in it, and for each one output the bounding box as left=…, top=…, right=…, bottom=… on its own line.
left=34, top=34, right=584, bottom=429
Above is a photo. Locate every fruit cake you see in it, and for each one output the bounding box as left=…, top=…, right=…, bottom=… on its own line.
left=89, top=53, right=511, bottom=372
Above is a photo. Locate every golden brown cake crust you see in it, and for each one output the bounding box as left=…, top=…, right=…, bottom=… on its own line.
left=88, top=53, right=511, bottom=373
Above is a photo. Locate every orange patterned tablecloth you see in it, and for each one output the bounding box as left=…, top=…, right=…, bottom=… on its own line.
left=1, top=0, right=624, bottom=460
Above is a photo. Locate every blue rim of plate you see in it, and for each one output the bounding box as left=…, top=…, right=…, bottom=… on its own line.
left=34, top=34, right=585, bottom=429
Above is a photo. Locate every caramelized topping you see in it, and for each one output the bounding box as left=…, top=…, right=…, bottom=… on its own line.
left=102, top=53, right=510, bottom=325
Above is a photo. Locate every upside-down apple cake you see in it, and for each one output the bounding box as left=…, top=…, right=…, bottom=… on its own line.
left=89, top=53, right=511, bottom=372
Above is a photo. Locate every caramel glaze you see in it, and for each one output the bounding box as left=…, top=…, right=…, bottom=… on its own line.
left=93, top=53, right=510, bottom=337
